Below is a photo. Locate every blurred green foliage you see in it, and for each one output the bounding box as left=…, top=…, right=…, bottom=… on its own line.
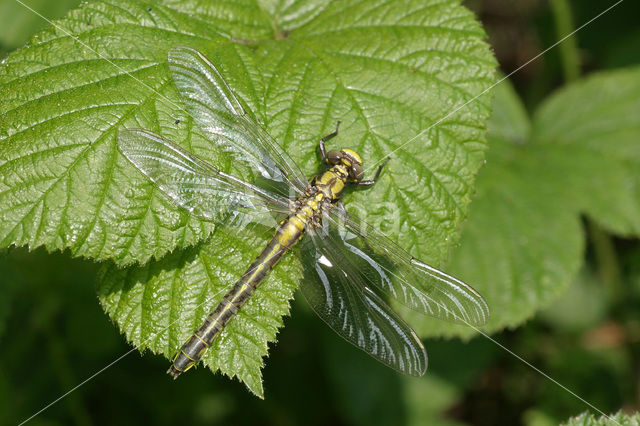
left=0, top=0, right=80, bottom=54
left=1, top=0, right=640, bottom=425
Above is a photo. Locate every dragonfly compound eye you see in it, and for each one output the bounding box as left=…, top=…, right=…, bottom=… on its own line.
left=327, top=150, right=342, bottom=164
left=351, top=163, right=364, bottom=181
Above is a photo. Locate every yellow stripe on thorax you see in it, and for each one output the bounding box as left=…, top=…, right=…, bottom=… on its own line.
left=316, top=168, right=346, bottom=200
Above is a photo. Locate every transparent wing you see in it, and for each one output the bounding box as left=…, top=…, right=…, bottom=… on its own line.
left=168, top=46, right=308, bottom=196
left=117, top=129, right=290, bottom=225
left=299, top=224, right=428, bottom=377
left=327, top=209, right=490, bottom=326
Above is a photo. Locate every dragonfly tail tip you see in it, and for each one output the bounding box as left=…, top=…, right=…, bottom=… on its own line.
left=166, top=366, right=182, bottom=380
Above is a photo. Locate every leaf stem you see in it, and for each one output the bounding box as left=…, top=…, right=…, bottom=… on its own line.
left=549, top=0, right=581, bottom=82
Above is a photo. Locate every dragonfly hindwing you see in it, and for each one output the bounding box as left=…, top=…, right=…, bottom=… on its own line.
left=327, top=210, right=490, bottom=326
left=299, top=222, right=428, bottom=377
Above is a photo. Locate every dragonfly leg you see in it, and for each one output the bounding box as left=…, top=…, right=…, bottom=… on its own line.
left=357, top=157, right=390, bottom=187
left=319, top=121, right=341, bottom=162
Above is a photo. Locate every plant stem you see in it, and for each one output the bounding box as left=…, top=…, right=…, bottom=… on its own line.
left=549, top=0, right=580, bottom=82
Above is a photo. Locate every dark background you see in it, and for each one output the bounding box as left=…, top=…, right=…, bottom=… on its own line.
left=1, top=0, right=639, bottom=424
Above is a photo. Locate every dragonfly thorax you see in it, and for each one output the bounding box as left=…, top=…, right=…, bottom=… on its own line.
left=312, top=165, right=351, bottom=202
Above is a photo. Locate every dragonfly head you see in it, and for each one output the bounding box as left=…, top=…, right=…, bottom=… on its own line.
left=326, top=148, right=364, bottom=181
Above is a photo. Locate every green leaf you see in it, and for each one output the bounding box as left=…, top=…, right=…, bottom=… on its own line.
left=532, top=68, right=640, bottom=236
left=2, top=0, right=496, bottom=393
left=414, top=67, right=640, bottom=336
left=561, top=411, right=640, bottom=426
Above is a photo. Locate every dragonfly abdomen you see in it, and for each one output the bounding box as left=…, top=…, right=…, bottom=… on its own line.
left=167, top=206, right=314, bottom=379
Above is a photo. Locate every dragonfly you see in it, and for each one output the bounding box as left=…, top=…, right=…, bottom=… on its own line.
left=117, top=47, right=489, bottom=379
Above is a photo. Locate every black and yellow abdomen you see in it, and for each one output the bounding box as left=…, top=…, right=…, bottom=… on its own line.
left=167, top=182, right=343, bottom=378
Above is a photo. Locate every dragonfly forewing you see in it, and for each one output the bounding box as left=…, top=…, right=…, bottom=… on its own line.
left=168, top=46, right=309, bottom=196
left=117, top=128, right=291, bottom=226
